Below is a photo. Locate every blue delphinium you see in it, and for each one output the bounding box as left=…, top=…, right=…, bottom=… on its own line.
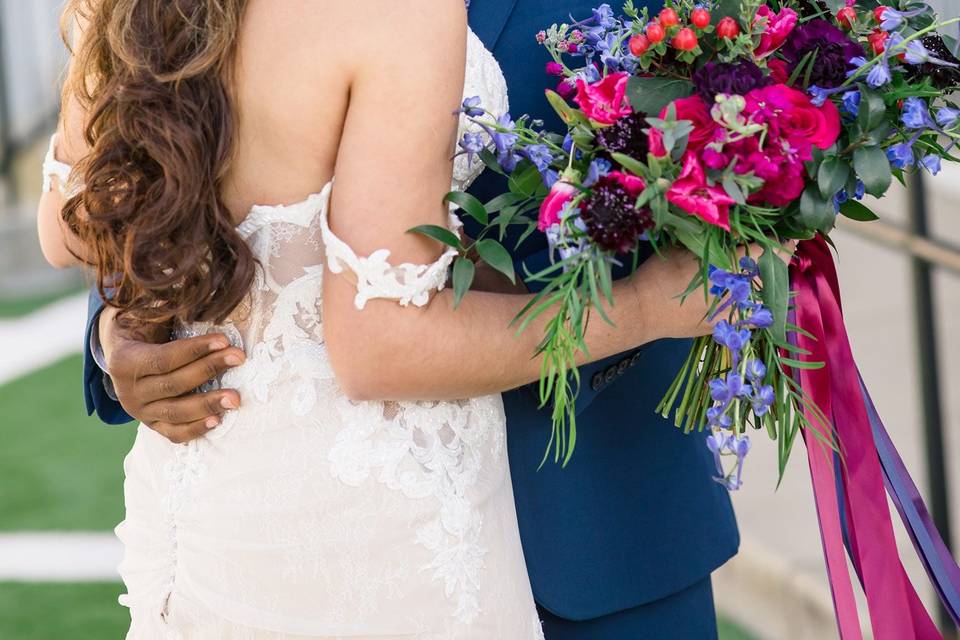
left=902, top=97, right=932, bottom=129
left=936, top=107, right=959, bottom=129
left=922, top=154, right=942, bottom=175
left=841, top=90, right=861, bottom=118
left=887, top=141, right=915, bottom=169
left=459, top=96, right=484, bottom=118
left=583, top=158, right=612, bottom=187
left=702, top=257, right=781, bottom=490
left=459, top=132, right=485, bottom=165
left=523, top=144, right=554, bottom=173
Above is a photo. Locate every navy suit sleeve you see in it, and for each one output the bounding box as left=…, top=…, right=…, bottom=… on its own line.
left=83, top=289, right=134, bottom=425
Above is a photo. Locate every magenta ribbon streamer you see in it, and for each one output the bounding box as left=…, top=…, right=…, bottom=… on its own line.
left=790, top=236, right=958, bottom=639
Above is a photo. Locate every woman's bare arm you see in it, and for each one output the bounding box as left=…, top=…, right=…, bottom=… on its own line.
left=322, top=0, right=714, bottom=401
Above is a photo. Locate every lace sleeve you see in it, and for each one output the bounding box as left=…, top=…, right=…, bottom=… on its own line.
left=319, top=205, right=463, bottom=310
left=42, top=134, right=81, bottom=197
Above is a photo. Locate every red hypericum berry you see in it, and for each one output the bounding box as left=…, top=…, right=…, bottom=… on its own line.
left=672, top=28, right=698, bottom=51
left=836, top=6, right=856, bottom=29
left=628, top=34, right=651, bottom=56
left=874, top=6, right=891, bottom=22
left=868, top=29, right=889, bottom=54
left=691, top=7, right=711, bottom=29
left=716, top=16, right=740, bottom=39
left=646, top=22, right=666, bottom=43
left=659, top=7, right=680, bottom=27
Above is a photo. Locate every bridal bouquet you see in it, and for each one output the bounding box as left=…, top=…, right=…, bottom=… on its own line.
left=416, top=1, right=960, bottom=486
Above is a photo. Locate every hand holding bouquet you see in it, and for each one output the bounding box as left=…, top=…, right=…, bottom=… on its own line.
left=421, top=0, right=960, bottom=491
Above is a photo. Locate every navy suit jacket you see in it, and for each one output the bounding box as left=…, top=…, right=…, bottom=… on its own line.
left=83, top=0, right=738, bottom=622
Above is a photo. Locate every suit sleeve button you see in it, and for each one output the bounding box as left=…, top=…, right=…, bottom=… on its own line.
left=591, top=373, right=604, bottom=391
left=604, top=366, right=617, bottom=383
left=617, top=359, right=629, bottom=374
left=631, top=351, right=643, bottom=366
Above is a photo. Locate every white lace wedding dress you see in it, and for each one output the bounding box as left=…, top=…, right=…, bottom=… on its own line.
left=44, top=27, right=543, bottom=640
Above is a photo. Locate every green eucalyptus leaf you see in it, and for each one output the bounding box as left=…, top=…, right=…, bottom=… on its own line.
left=475, top=239, right=516, bottom=284
left=444, top=191, right=488, bottom=225
left=817, top=156, right=851, bottom=200
left=798, top=184, right=836, bottom=235
left=625, top=76, right=694, bottom=115
left=853, top=146, right=892, bottom=197
left=452, top=257, right=475, bottom=309
left=408, top=224, right=462, bottom=249
left=839, top=199, right=880, bottom=222
left=857, top=86, right=887, bottom=133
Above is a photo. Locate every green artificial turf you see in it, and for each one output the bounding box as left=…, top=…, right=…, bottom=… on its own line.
left=0, top=582, right=128, bottom=640
left=0, top=288, right=83, bottom=319
left=0, top=582, right=755, bottom=640
left=0, top=355, right=136, bottom=531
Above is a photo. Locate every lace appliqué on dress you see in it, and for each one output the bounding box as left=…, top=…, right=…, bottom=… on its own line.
left=320, top=206, right=464, bottom=311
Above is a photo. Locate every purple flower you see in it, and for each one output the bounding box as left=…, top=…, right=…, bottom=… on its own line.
left=739, top=256, right=759, bottom=278
left=745, top=306, right=774, bottom=329
left=459, top=96, right=483, bottom=118
left=922, top=154, right=942, bottom=175
left=459, top=132, right=485, bottom=165
left=936, top=107, right=959, bottom=128
left=752, top=385, right=776, bottom=416
left=583, top=158, right=612, bottom=187
left=902, top=97, right=932, bottom=130
left=713, top=321, right=752, bottom=353
left=841, top=90, right=861, bottom=118
left=592, top=4, right=616, bottom=29
left=692, top=61, right=772, bottom=103
left=887, top=142, right=915, bottom=169
left=745, top=359, right=767, bottom=383
left=707, top=407, right=733, bottom=429
left=781, top=19, right=863, bottom=89
left=866, top=60, right=892, bottom=88
left=524, top=144, right=554, bottom=173
left=546, top=61, right=564, bottom=77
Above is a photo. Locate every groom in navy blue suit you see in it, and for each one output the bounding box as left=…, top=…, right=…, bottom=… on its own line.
left=83, top=1, right=738, bottom=637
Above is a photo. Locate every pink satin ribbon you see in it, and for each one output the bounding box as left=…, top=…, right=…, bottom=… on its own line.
left=791, top=237, right=941, bottom=639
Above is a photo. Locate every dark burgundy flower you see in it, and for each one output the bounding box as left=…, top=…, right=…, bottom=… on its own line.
left=579, top=175, right=652, bottom=253
left=595, top=111, right=650, bottom=160
left=780, top=19, right=864, bottom=88
left=692, top=61, right=772, bottom=102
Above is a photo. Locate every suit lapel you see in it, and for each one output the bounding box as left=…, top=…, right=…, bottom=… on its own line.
left=468, top=0, right=519, bottom=51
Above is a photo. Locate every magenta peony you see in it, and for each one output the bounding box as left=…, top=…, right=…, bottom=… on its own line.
left=753, top=6, right=798, bottom=58
left=667, top=154, right=735, bottom=230
left=574, top=72, right=632, bottom=126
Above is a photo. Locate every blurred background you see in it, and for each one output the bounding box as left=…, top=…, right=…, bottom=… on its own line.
left=0, top=1, right=957, bottom=638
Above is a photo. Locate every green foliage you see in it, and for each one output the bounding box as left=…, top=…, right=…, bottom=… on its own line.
left=853, top=146, right=893, bottom=197
left=626, top=76, right=694, bottom=115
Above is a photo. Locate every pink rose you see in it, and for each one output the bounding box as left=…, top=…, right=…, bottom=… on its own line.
left=606, top=170, right=646, bottom=197
left=748, top=84, right=841, bottom=150
left=753, top=6, right=798, bottom=58
left=648, top=95, right=717, bottom=157
left=574, top=72, right=632, bottom=126
left=667, top=154, right=735, bottom=230
left=538, top=180, right=578, bottom=231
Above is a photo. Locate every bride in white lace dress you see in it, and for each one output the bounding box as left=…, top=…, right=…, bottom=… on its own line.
left=38, top=1, right=719, bottom=638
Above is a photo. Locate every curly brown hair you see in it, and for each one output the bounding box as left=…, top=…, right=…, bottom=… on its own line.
left=60, top=0, right=254, bottom=326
